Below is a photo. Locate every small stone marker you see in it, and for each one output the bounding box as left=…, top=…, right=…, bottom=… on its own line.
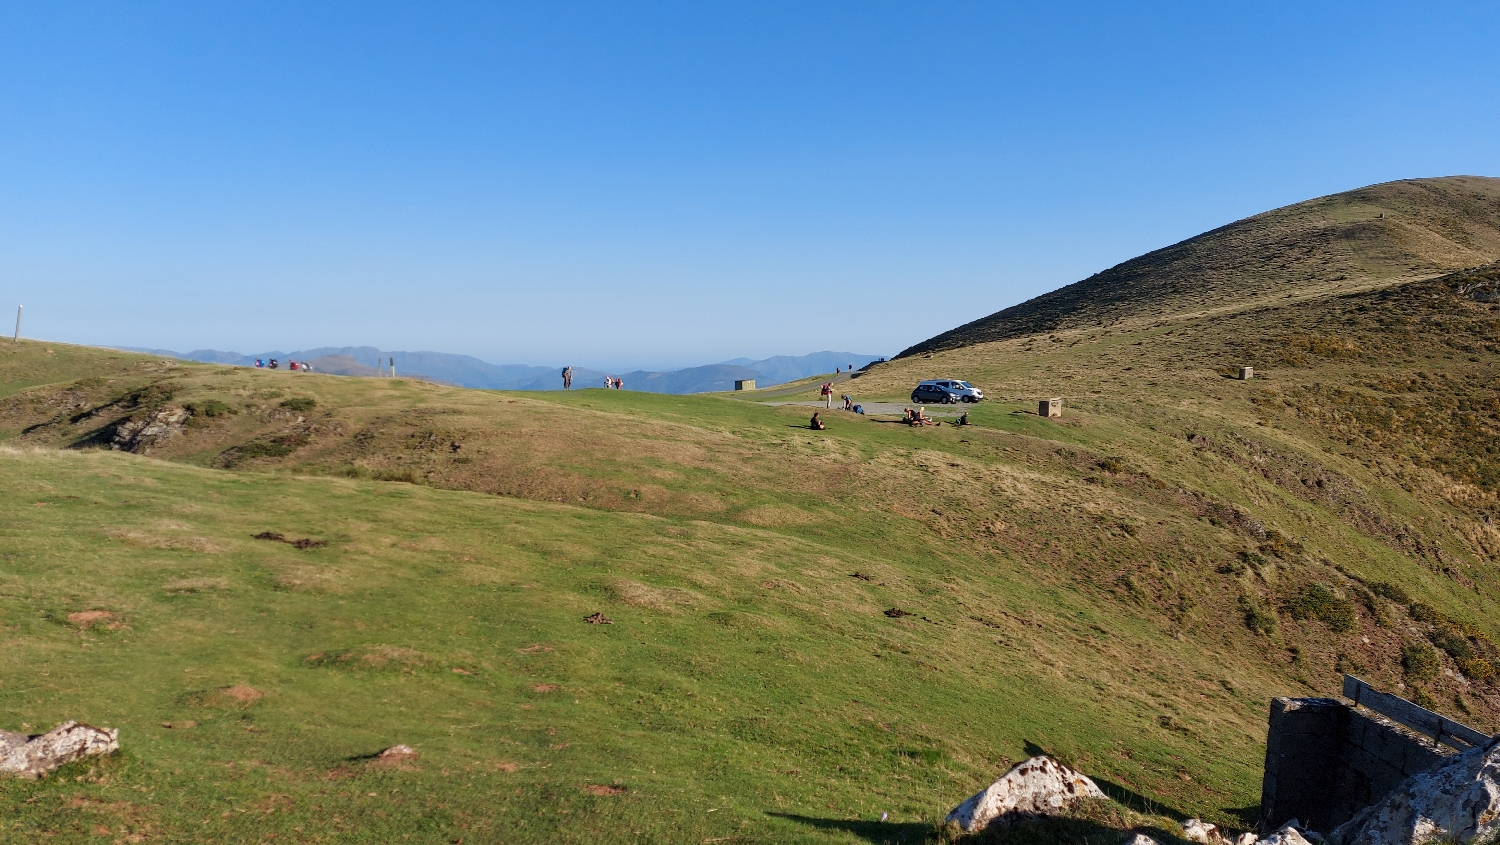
left=1239, top=366, right=1254, bottom=380
left=734, top=379, right=755, bottom=391
left=1039, top=398, right=1062, bottom=418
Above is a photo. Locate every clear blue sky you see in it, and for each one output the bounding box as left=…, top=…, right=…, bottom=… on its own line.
left=2, top=2, right=1497, bottom=369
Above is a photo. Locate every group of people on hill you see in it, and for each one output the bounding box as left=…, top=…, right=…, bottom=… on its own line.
left=254, top=358, right=312, bottom=372
left=905, top=407, right=938, bottom=426
left=558, top=366, right=624, bottom=390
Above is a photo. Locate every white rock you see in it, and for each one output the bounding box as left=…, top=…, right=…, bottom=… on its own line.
left=1331, top=737, right=1500, bottom=845
left=945, top=755, right=1106, bottom=834
left=0, top=721, right=119, bottom=779
left=1184, top=818, right=1227, bottom=844
left=1126, top=835, right=1160, bottom=845
left=1260, top=825, right=1314, bottom=845
left=1236, top=833, right=1259, bottom=845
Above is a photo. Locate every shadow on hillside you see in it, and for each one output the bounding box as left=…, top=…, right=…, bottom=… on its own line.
left=768, top=812, right=935, bottom=844
left=771, top=811, right=1186, bottom=845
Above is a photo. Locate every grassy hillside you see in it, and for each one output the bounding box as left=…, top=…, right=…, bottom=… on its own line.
left=4, top=180, right=1500, bottom=843
left=901, top=176, right=1500, bottom=356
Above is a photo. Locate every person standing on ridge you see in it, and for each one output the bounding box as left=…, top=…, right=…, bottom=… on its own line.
left=821, top=382, right=833, bottom=408
left=562, top=366, right=573, bottom=390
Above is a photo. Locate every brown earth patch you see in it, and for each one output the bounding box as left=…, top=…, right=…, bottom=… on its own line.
left=584, top=784, right=626, bottom=796
left=68, top=610, right=117, bottom=628
left=223, top=685, right=263, bottom=704
left=253, top=531, right=327, bottom=549
left=531, top=683, right=559, bottom=693
left=516, top=644, right=554, bottom=654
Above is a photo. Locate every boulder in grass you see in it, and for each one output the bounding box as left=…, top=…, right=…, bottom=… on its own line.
left=0, top=721, right=119, bottom=779
left=1331, top=736, right=1500, bottom=845
left=946, top=755, right=1106, bottom=834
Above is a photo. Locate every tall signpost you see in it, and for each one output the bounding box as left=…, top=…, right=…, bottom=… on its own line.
left=12, top=305, right=20, bottom=342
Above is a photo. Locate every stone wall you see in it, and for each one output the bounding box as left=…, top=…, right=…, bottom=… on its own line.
left=1258, top=676, right=1486, bottom=835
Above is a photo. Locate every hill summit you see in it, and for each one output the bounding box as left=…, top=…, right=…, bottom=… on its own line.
left=899, top=176, right=1500, bottom=356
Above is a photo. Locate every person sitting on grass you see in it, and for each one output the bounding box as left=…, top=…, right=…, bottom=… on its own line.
left=957, top=411, right=969, bottom=426
left=913, top=407, right=939, bottom=426
left=842, top=395, right=853, bottom=411
left=810, top=412, right=826, bottom=431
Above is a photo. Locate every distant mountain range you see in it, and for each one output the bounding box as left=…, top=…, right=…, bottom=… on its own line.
left=121, top=346, right=882, bottom=394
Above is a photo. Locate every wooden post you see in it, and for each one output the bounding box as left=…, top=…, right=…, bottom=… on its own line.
left=12, top=305, right=20, bottom=342
left=389, top=357, right=395, bottom=378
left=1239, top=366, right=1254, bottom=380
left=1039, top=398, right=1062, bottom=418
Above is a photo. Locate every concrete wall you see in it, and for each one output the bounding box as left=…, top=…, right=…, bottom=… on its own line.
left=1260, top=697, right=1453, bottom=835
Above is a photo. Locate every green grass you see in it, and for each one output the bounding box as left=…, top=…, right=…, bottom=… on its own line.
left=3, top=447, right=1216, bottom=843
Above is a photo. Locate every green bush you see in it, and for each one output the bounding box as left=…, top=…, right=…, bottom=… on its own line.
left=1408, top=602, right=1443, bottom=624
left=1284, top=584, right=1357, bottom=633
left=1401, top=642, right=1439, bottom=682
left=1240, top=596, right=1277, bottom=636
left=186, top=399, right=236, bottom=418
left=281, top=397, right=317, bottom=412
left=1369, top=581, right=1411, bottom=604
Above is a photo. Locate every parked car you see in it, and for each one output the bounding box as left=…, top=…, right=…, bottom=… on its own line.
left=910, top=379, right=984, bottom=404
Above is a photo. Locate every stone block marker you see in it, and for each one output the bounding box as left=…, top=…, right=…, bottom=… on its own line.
left=1240, top=366, right=1254, bottom=380
left=1039, top=398, right=1062, bottom=418
left=734, top=379, right=755, bottom=391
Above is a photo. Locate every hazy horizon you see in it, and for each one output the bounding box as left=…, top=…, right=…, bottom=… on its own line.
left=3, top=2, right=1498, bottom=364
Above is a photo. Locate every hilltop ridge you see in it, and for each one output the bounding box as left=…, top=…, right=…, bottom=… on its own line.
left=899, top=176, right=1500, bottom=356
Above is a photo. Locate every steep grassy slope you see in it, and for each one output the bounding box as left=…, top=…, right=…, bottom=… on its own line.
left=900, top=176, right=1500, bottom=356
left=836, top=262, right=1500, bottom=716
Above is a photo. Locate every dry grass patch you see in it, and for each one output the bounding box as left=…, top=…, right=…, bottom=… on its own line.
left=163, top=577, right=228, bottom=594
left=107, top=529, right=223, bottom=554
left=738, top=504, right=817, bottom=527
left=191, top=684, right=264, bottom=709
left=609, top=579, right=703, bottom=614
left=67, top=610, right=118, bottom=628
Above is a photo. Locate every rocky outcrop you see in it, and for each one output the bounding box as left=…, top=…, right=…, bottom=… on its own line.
left=0, top=721, right=119, bottom=779
left=946, top=756, right=1105, bottom=834
left=1330, top=737, right=1500, bottom=845
left=1183, top=819, right=1231, bottom=844
left=111, top=406, right=189, bottom=453
left=1259, top=825, right=1316, bottom=845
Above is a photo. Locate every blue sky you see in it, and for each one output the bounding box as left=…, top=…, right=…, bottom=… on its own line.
left=2, top=2, right=1498, bottom=369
